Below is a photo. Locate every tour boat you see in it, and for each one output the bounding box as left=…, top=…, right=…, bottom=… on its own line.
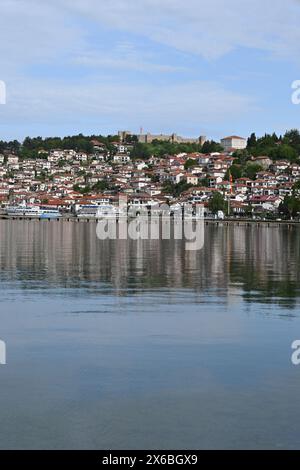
left=6, top=203, right=41, bottom=217
left=6, top=203, right=61, bottom=218
left=39, top=207, right=62, bottom=219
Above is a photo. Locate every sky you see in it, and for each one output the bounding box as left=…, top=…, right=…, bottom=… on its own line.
left=0, top=0, right=300, bottom=142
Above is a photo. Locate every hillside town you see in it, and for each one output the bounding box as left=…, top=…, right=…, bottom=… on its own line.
left=1, top=129, right=300, bottom=219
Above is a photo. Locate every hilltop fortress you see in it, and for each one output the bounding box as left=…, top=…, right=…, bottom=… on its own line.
left=118, top=130, right=207, bottom=145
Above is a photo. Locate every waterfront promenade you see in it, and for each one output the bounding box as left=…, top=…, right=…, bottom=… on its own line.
left=0, top=214, right=299, bottom=227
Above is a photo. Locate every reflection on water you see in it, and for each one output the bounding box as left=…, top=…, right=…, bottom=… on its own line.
left=0, top=220, right=300, bottom=449
left=1, top=220, right=299, bottom=306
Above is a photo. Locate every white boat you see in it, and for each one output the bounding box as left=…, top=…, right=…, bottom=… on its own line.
left=6, top=203, right=41, bottom=217
left=96, top=204, right=127, bottom=219
left=76, top=205, right=98, bottom=218
left=39, top=207, right=62, bottom=219
left=6, top=203, right=61, bottom=218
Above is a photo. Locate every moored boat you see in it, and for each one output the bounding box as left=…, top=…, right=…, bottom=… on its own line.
left=6, top=203, right=61, bottom=218
left=6, top=203, right=41, bottom=217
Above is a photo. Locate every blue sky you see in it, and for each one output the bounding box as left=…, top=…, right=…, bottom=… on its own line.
left=0, top=0, right=300, bottom=142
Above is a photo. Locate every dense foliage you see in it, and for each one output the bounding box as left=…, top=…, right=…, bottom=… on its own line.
left=208, top=192, right=227, bottom=214
left=0, top=129, right=300, bottom=164
left=0, top=134, right=120, bottom=160
left=247, top=129, right=300, bottom=162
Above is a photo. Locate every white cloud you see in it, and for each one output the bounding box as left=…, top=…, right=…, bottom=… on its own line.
left=0, top=0, right=295, bottom=139
left=58, top=0, right=300, bottom=60
left=0, top=0, right=83, bottom=72
left=0, top=77, right=256, bottom=138
left=4, top=0, right=297, bottom=66
left=72, top=45, right=186, bottom=73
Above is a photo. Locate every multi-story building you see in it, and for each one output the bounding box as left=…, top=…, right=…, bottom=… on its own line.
left=220, top=136, right=247, bottom=152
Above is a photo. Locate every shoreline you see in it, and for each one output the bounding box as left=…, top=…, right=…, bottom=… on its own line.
left=0, top=215, right=299, bottom=227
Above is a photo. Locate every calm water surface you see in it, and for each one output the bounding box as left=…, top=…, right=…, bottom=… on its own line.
left=0, top=220, right=300, bottom=449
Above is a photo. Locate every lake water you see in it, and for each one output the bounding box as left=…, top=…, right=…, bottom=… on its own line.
left=0, top=219, right=300, bottom=449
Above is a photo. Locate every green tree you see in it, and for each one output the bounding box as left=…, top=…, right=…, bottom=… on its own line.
left=162, top=180, right=192, bottom=197
left=293, top=180, right=300, bottom=193
left=184, top=158, right=198, bottom=170
left=92, top=180, right=110, bottom=192
left=130, top=142, right=152, bottom=160
left=200, top=177, right=210, bottom=187
left=243, top=163, right=263, bottom=180
left=233, top=149, right=250, bottom=166
left=225, top=164, right=242, bottom=181
left=269, top=144, right=298, bottom=162
left=247, top=132, right=257, bottom=148
left=208, top=192, right=226, bottom=214
left=202, top=140, right=223, bottom=153
left=283, top=129, right=300, bottom=153
left=279, top=195, right=300, bottom=218
left=125, top=134, right=138, bottom=144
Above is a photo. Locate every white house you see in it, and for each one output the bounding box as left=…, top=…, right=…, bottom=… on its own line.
left=186, top=175, right=200, bottom=186
left=114, top=154, right=131, bottom=163
left=7, top=155, right=19, bottom=165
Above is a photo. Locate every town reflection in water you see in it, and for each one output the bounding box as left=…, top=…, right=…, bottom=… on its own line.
left=0, top=220, right=299, bottom=308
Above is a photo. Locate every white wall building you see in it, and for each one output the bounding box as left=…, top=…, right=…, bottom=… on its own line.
left=113, top=154, right=131, bottom=163
left=221, top=136, right=247, bottom=152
